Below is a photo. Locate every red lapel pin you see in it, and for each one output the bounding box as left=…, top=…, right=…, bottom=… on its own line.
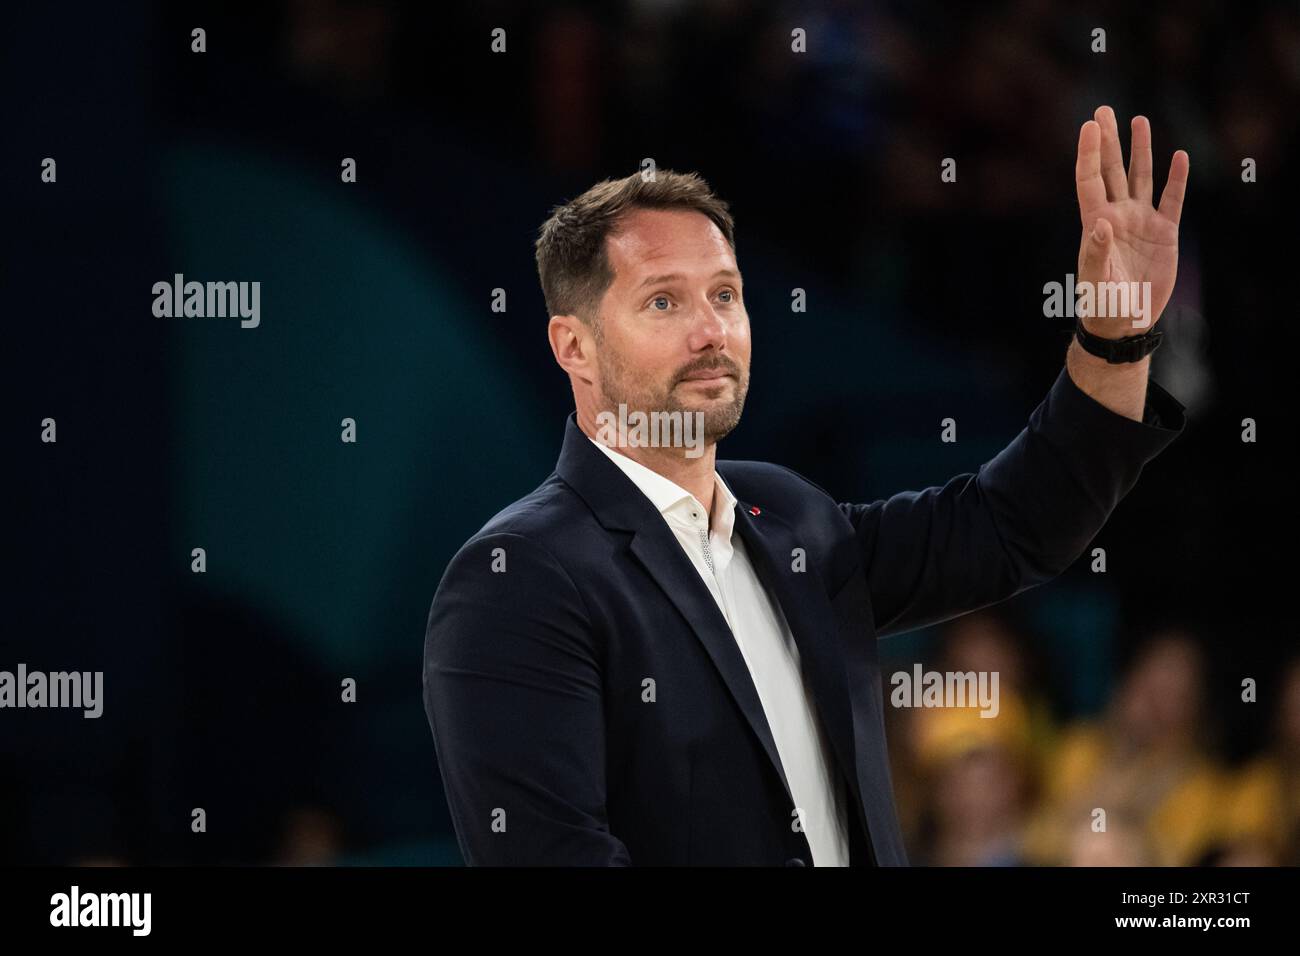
left=749, top=506, right=761, bottom=516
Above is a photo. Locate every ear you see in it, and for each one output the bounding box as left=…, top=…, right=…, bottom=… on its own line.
left=548, top=314, right=596, bottom=385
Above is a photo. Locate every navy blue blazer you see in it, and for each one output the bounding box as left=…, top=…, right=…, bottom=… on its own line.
left=423, top=367, right=1184, bottom=866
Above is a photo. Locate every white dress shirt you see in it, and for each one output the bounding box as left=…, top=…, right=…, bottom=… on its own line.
left=589, top=437, right=851, bottom=866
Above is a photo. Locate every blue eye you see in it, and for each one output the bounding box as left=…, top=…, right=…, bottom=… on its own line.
left=719, top=290, right=733, bottom=302
left=651, top=296, right=670, bottom=311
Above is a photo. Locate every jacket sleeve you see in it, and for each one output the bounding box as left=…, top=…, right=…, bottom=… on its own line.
left=423, top=531, right=631, bottom=865
left=839, top=366, right=1186, bottom=638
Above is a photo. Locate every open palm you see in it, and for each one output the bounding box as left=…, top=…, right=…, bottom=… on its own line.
left=1075, top=105, right=1189, bottom=335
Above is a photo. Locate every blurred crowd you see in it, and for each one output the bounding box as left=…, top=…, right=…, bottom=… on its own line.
left=887, top=611, right=1300, bottom=866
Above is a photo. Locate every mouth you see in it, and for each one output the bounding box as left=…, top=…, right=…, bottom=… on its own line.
left=679, top=369, right=734, bottom=386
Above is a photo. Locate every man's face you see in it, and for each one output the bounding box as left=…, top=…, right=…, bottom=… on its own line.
left=592, top=207, right=751, bottom=445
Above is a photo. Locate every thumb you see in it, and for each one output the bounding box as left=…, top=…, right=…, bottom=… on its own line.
left=1079, top=217, right=1113, bottom=283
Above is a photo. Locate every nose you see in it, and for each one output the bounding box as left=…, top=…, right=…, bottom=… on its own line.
left=686, top=300, right=728, bottom=353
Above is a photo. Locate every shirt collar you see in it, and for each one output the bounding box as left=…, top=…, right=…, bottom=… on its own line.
left=588, top=437, right=738, bottom=540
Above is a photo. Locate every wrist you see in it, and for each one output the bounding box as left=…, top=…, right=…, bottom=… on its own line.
left=1068, top=335, right=1150, bottom=373
left=1074, top=316, right=1164, bottom=363
left=1067, top=337, right=1151, bottom=423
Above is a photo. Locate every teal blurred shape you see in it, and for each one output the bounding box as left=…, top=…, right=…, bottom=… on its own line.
left=162, top=144, right=553, bottom=673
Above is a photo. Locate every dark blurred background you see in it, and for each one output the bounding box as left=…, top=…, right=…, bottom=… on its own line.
left=4, top=0, right=1297, bottom=865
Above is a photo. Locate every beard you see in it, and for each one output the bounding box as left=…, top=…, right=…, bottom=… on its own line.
left=596, top=348, right=749, bottom=446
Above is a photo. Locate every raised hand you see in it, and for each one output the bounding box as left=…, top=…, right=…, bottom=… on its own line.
left=1075, top=105, right=1189, bottom=336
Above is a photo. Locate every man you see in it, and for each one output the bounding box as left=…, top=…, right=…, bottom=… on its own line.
left=423, top=106, right=1189, bottom=866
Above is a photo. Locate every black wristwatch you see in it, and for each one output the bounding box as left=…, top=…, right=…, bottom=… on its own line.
left=1074, top=317, right=1164, bottom=364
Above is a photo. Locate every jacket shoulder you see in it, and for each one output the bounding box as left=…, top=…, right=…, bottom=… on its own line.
left=470, top=472, right=585, bottom=542
left=430, top=472, right=593, bottom=624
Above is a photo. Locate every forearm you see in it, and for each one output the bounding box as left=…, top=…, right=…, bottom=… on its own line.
left=1065, top=336, right=1150, bottom=422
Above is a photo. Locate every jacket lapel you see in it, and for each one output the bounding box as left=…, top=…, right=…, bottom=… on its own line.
left=728, top=498, right=864, bottom=819
left=554, top=415, right=797, bottom=804
left=627, top=526, right=797, bottom=803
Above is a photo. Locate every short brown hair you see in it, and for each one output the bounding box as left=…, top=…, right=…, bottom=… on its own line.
left=534, top=169, right=736, bottom=335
